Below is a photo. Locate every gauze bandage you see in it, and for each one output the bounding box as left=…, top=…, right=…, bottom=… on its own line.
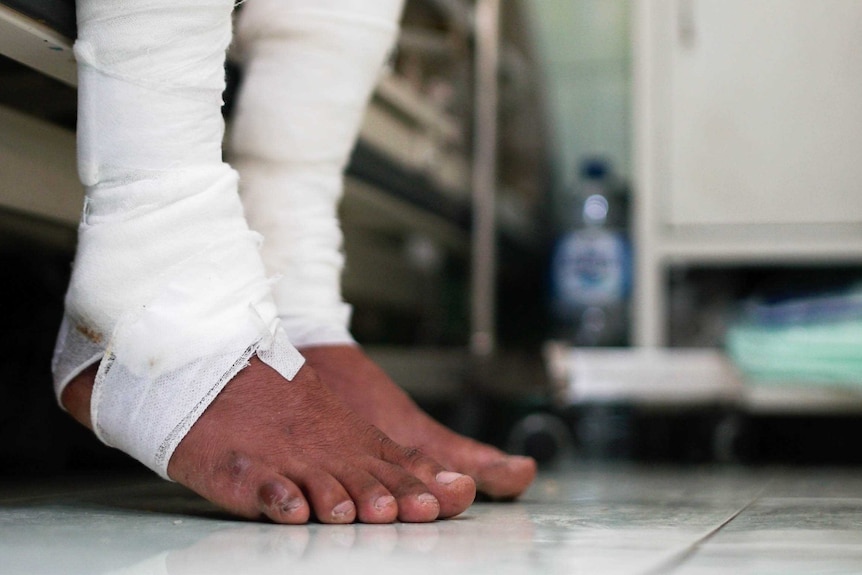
left=229, top=0, right=405, bottom=347
left=52, top=0, right=304, bottom=478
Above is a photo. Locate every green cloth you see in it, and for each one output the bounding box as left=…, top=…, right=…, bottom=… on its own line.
left=727, top=319, right=862, bottom=387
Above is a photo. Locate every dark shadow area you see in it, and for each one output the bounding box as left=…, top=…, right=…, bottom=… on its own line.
left=0, top=218, right=142, bottom=478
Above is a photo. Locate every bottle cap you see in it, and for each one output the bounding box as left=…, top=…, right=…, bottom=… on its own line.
left=580, top=157, right=609, bottom=180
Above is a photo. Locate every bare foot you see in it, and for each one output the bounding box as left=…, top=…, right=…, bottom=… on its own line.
left=60, top=358, right=476, bottom=524
left=301, top=345, right=537, bottom=500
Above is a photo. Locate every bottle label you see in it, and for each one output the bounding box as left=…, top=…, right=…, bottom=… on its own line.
left=552, top=230, right=628, bottom=308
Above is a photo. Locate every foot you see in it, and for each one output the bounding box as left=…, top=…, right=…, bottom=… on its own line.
left=300, top=345, right=537, bottom=500
left=60, top=358, right=476, bottom=524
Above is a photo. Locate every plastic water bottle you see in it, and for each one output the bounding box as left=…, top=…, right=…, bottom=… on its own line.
left=550, top=158, right=630, bottom=346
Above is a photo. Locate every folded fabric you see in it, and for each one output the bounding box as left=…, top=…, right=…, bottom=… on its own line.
left=727, top=286, right=862, bottom=388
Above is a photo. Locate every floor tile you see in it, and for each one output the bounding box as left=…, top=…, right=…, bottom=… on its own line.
left=671, top=476, right=862, bottom=574
left=4, top=466, right=862, bottom=575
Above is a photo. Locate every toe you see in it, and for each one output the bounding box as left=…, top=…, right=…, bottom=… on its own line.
left=475, top=455, right=538, bottom=500
left=257, top=478, right=310, bottom=524
left=176, top=451, right=311, bottom=523
left=368, top=459, right=441, bottom=523
left=428, top=469, right=476, bottom=518
left=371, top=461, right=442, bottom=523
left=290, top=466, right=357, bottom=524
left=435, top=436, right=538, bottom=500
left=381, top=441, right=476, bottom=519
left=392, top=487, right=442, bottom=523
left=329, top=465, right=399, bottom=524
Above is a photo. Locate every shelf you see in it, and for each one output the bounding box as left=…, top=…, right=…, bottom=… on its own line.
left=358, top=74, right=471, bottom=208
left=544, top=344, right=741, bottom=409
left=655, top=226, right=862, bottom=265
left=0, top=2, right=75, bottom=86
left=742, top=383, right=862, bottom=415
left=0, top=103, right=82, bottom=227
left=544, top=343, right=862, bottom=416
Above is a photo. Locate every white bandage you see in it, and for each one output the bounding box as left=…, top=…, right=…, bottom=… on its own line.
left=229, top=0, right=405, bottom=347
left=52, top=0, right=304, bottom=478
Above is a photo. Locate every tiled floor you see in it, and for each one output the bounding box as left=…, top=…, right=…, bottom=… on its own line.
left=3, top=465, right=862, bottom=574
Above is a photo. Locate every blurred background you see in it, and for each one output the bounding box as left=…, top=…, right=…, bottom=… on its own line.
left=3, top=0, right=862, bottom=476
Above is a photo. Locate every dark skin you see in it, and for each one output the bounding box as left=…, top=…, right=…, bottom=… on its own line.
left=62, top=358, right=477, bottom=524
left=301, top=345, right=537, bottom=500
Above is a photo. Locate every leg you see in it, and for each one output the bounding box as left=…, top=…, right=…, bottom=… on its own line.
left=229, top=0, right=402, bottom=347
left=229, top=0, right=536, bottom=499
left=58, top=0, right=474, bottom=523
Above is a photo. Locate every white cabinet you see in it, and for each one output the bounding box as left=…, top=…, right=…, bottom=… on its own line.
left=633, top=0, right=862, bottom=346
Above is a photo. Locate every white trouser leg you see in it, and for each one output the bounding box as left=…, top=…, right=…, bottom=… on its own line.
left=228, top=0, right=405, bottom=347
left=53, top=0, right=304, bottom=478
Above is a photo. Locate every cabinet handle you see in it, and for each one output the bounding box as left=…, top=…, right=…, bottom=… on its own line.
left=678, top=0, right=696, bottom=48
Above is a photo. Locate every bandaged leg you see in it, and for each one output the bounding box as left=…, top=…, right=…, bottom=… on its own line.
left=53, top=0, right=304, bottom=478
left=227, top=1, right=537, bottom=500
left=228, top=0, right=405, bottom=346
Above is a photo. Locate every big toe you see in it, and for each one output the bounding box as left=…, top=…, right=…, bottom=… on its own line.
left=384, top=441, right=476, bottom=519
left=429, top=470, right=477, bottom=518
left=475, top=455, right=537, bottom=500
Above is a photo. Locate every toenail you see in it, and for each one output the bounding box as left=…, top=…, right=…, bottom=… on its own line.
left=332, top=500, right=355, bottom=519
left=260, top=482, right=302, bottom=514
left=374, top=495, right=396, bottom=510
left=436, top=471, right=465, bottom=485
left=417, top=493, right=438, bottom=507
left=277, top=497, right=305, bottom=514
left=510, top=456, right=534, bottom=464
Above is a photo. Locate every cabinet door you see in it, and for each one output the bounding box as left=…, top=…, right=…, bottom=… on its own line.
left=666, top=0, right=862, bottom=226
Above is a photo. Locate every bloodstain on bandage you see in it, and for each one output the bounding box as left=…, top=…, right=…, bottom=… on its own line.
left=76, top=324, right=103, bottom=344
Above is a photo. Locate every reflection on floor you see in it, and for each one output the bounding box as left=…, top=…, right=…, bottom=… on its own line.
left=3, top=465, right=862, bottom=574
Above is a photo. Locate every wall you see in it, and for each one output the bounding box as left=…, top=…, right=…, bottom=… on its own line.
left=527, top=0, right=631, bottom=229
